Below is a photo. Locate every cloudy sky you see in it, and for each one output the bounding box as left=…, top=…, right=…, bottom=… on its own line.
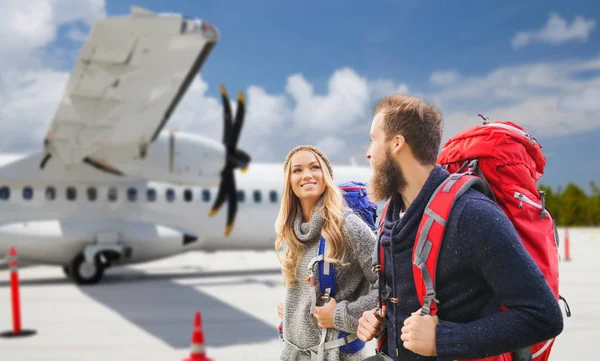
left=1, top=0, right=598, bottom=190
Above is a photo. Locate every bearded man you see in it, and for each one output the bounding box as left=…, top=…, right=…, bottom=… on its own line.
left=356, top=94, right=563, bottom=361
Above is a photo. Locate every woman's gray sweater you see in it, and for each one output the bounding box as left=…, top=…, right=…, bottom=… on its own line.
left=280, top=209, right=379, bottom=361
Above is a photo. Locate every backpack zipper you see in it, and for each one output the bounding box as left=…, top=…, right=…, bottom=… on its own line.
left=514, top=192, right=549, bottom=217
left=485, top=123, right=537, bottom=146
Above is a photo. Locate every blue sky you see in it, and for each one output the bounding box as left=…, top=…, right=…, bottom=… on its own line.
left=0, top=0, right=598, bottom=190
left=99, top=0, right=600, bottom=97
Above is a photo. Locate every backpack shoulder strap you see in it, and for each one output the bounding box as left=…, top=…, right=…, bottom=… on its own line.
left=318, top=236, right=336, bottom=299
left=318, top=211, right=355, bottom=299
left=374, top=200, right=390, bottom=353
left=413, top=173, right=484, bottom=316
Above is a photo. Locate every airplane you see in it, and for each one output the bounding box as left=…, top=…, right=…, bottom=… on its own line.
left=0, top=7, right=374, bottom=285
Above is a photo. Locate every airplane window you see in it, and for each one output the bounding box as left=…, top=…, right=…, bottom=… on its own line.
left=270, top=190, right=278, bottom=203
left=0, top=186, right=9, bottom=201
left=184, top=188, right=193, bottom=202
left=45, top=186, right=55, bottom=201
left=147, top=188, right=156, bottom=202
left=127, top=187, right=137, bottom=202
left=66, top=186, right=77, bottom=201
left=108, top=187, right=118, bottom=202
left=237, top=190, right=245, bottom=203
left=23, top=186, right=33, bottom=200
left=253, top=190, right=261, bottom=203
left=87, top=187, right=97, bottom=201
left=201, top=189, right=210, bottom=202
left=166, top=188, right=175, bottom=202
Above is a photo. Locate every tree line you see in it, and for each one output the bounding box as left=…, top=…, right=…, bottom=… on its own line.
left=539, top=181, right=600, bottom=227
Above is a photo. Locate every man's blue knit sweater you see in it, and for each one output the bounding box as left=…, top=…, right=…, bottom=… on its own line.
left=378, top=165, right=563, bottom=361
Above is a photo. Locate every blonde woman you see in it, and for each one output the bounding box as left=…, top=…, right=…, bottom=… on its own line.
left=275, top=145, right=378, bottom=361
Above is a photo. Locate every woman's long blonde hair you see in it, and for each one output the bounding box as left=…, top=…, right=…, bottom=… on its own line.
left=274, top=145, right=350, bottom=288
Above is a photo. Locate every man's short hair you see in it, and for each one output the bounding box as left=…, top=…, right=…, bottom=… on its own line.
left=374, top=94, right=443, bottom=166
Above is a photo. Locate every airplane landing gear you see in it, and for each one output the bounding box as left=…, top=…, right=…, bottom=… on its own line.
left=68, top=253, right=104, bottom=285
left=64, top=243, right=131, bottom=285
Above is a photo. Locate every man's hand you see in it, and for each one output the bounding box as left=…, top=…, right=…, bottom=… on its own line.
left=277, top=300, right=284, bottom=319
left=357, top=305, right=387, bottom=342
left=314, top=297, right=336, bottom=328
left=400, top=308, right=439, bottom=356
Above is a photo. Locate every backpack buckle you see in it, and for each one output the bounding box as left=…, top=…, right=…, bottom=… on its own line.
left=424, top=292, right=439, bottom=305
left=322, top=290, right=331, bottom=303
left=422, top=293, right=439, bottom=315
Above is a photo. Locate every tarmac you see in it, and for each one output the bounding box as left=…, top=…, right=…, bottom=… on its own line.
left=0, top=227, right=598, bottom=361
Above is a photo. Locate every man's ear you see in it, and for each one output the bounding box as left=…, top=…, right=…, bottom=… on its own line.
left=391, top=134, right=405, bottom=155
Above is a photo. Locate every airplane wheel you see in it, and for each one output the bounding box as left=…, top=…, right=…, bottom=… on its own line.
left=69, top=253, right=104, bottom=285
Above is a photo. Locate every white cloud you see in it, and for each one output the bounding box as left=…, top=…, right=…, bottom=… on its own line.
left=0, top=0, right=105, bottom=69
left=315, top=136, right=346, bottom=158
left=559, top=87, right=600, bottom=112
left=512, top=12, right=596, bottom=49
left=431, top=57, right=600, bottom=141
left=67, top=26, right=89, bottom=42
left=0, top=69, right=69, bottom=152
left=429, top=70, right=461, bottom=87
left=286, top=67, right=371, bottom=131
left=368, top=79, right=410, bottom=100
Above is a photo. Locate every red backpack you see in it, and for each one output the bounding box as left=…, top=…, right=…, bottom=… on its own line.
left=375, top=118, right=570, bottom=361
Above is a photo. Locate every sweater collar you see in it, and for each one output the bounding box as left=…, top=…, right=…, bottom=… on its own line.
left=381, top=165, right=450, bottom=247
left=293, top=198, right=325, bottom=243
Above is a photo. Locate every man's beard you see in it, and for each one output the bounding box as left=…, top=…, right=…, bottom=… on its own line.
left=367, top=149, right=407, bottom=203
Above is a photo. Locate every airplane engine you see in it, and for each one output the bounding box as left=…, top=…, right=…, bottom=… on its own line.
left=0, top=220, right=200, bottom=284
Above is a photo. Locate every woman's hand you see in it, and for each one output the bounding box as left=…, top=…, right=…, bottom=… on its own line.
left=314, top=297, right=336, bottom=328
left=278, top=300, right=284, bottom=319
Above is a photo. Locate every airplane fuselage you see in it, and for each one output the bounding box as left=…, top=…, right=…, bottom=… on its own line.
left=0, top=149, right=374, bottom=267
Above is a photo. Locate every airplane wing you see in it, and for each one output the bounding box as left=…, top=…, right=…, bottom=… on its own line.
left=43, top=7, right=220, bottom=166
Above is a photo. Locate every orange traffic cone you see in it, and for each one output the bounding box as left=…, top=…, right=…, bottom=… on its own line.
left=183, top=311, right=212, bottom=361
left=564, top=228, right=571, bottom=261
left=1, top=247, right=36, bottom=338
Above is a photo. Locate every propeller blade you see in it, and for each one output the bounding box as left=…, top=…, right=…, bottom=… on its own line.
left=229, top=91, right=246, bottom=152
left=208, top=170, right=229, bottom=217
left=212, top=85, right=250, bottom=236
left=236, top=149, right=251, bottom=167
left=225, top=169, right=238, bottom=237
left=220, top=84, right=232, bottom=145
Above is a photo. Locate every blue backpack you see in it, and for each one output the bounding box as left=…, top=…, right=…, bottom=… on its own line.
left=338, top=181, right=378, bottom=231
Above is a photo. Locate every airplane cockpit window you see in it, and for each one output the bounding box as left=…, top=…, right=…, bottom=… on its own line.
left=45, top=186, right=55, bottom=201
left=66, top=186, right=77, bottom=201
left=23, top=186, right=33, bottom=200
left=237, top=190, right=245, bottom=203
left=253, top=190, right=261, bottom=203
left=127, top=187, right=137, bottom=202
left=108, top=187, right=118, bottom=202
left=87, top=187, right=97, bottom=201
left=166, top=188, right=175, bottom=202
left=202, top=189, right=210, bottom=202
left=0, top=186, right=10, bottom=200
left=147, top=188, right=156, bottom=202
left=269, top=190, right=278, bottom=203
left=184, top=189, right=193, bottom=202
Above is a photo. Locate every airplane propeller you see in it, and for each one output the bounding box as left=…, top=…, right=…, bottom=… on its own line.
left=208, top=84, right=251, bottom=237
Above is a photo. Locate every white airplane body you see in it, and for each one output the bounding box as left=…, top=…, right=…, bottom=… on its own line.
left=0, top=8, right=374, bottom=284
